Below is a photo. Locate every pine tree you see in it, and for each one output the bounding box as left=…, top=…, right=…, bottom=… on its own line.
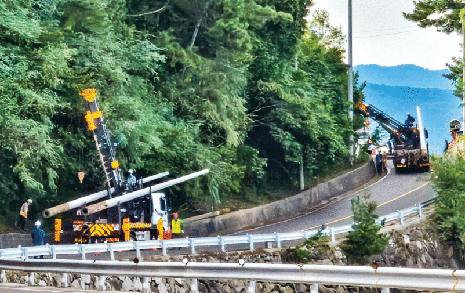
left=340, top=196, right=389, bottom=265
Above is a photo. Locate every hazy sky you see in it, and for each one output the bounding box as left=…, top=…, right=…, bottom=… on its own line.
left=309, top=0, right=462, bottom=70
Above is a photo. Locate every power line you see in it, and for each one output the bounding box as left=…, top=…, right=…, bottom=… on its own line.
left=354, top=28, right=423, bottom=38
left=355, top=25, right=419, bottom=34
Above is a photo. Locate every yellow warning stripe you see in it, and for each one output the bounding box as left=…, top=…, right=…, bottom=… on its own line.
left=89, top=224, right=117, bottom=237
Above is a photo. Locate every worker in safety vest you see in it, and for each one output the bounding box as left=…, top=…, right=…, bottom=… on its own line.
left=16, top=199, right=32, bottom=231
left=157, top=218, right=164, bottom=240
left=171, top=212, right=182, bottom=234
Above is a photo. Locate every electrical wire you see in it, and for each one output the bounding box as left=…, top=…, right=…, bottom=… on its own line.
left=354, top=28, right=423, bottom=38
left=355, top=25, right=419, bottom=33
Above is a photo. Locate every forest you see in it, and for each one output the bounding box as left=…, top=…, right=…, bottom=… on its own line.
left=0, top=0, right=366, bottom=226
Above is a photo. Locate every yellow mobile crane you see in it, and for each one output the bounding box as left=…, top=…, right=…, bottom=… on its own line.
left=44, top=89, right=208, bottom=243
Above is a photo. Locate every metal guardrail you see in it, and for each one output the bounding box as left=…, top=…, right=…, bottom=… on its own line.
left=0, top=258, right=463, bottom=291
left=0, top=201, right=433, bottom=260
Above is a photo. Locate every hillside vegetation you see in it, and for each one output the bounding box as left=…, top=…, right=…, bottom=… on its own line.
left=432, top=137, right=465, bottom=264
left=0, top=0, right=365, bottom=227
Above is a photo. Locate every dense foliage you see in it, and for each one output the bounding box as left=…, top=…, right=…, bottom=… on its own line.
left=431, top=149, right=465, bottom=262
left=0, top=0, right=359, bottom=225
left=340, top=196, right=388, bottom=265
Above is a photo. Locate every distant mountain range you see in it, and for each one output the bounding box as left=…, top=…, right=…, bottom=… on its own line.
left=355, top=64, right=454, bottom=90
left=354, top=64, right=461, bottom=154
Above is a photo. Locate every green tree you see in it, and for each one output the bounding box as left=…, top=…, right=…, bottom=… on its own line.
left=0, top=0, right=67, bottom=217
left=431, top=154, right=465, bottom=262
left=340, top=196, right=388, bottom=264
left=403, top=1, right=463, bottom=34
left=404, top=1, right=465, bottom=98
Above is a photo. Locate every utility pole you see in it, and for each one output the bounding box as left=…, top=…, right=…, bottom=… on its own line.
left=461, top=9, right=465, bottom=133
left=348, top=0, right=354, bottom=164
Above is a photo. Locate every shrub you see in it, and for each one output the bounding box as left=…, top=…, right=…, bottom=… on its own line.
left=283, top=229, right=332, bottom=263
left=340, top=196, right=388, bottom=264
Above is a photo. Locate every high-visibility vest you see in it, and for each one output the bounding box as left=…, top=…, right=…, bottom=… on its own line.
left=172, top=219, right=181, bottom=234
left=157, top=218, right=164, bottom=240
left=19, top=202, right=29, bottom=218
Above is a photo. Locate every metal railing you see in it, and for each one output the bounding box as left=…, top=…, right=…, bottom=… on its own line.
left=0, top=201, right=433, bottom=260
left=0, top=258, right=462, bottom=292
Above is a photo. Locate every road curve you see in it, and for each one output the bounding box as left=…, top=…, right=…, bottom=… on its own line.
left=235, top=160, right=435, bottom=235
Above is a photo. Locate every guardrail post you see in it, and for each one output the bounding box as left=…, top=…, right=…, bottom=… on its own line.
left=0, top=270, right=6, bottom=283
left=330, top=227, right=335, bottom=243
left=79, top=244, right=86, bottom=260
left=381, top=287, right=390, bottom=293
left=191, top=278, right=199, bottom=293
left=28, top=272, right=34, bottom=286
left=189, top=238, right=196, bottom=255
left=247, top=280, right=256, bottom=293
left=108, top=243, right=115, bottom=260
left=142, top=277, right=150, bottom=293
left=275, top=233, right=281, bottom=248
left=97, top=276, right=106, bottom=291
left=22, top=247, right=28, bottom=260
left=417, top=204, right=423, bottom=218
left=310, top=283, right=318, bottom=293
left=248, top=234, right=254, bottom=251
left=162, top=240, right=167, bottom=256
left=135, top=241, right=141, bottom=259
left=60, top=273, right=68, bottom=288
left=398, top=210, right=404, bottom=225
left=219, top=236, right=226, bottom=252
left=50, top=244, right=56, bottom=259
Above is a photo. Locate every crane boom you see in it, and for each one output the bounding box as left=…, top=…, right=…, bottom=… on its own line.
left=354, top=101, right=429, bottom=172
left=80, top=89, right=123, bottom=192
left=355, top=102, right=410, bottom=138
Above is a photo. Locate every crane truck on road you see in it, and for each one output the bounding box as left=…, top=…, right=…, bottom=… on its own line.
left=43, top=89, right=209, bottom=244
left=355, top=102, right=429, bottom=173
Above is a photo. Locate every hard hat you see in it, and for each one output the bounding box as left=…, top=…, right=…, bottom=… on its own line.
left=35, top=221, right=41, bottom=227
left=128, top=169, right=133, bottom=174
left=27, top=199, right=32, bottom=203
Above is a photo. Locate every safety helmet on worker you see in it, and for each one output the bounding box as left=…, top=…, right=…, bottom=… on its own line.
left=128, top=169, right=133, bottom=174
left=27, top=199, right=32, bottom=204
left=35, top=221, right=41, bottom=227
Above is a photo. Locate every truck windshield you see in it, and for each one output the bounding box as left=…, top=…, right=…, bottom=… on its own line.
left=160, top=197, right=166, bottom=211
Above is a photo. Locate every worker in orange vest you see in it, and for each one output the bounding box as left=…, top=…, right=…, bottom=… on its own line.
left=16, top=199, right=32, bottom=231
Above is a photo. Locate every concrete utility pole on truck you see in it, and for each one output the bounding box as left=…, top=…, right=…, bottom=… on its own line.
left=43, top=89, right=209, bottom=243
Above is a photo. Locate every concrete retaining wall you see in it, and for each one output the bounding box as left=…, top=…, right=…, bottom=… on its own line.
left=184, top=161, right=376, bottom=237
left=0, top=233, right=33, bottom=249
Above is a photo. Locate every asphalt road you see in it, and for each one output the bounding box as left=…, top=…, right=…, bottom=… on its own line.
left=233, top=160, right=435, bottom=235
